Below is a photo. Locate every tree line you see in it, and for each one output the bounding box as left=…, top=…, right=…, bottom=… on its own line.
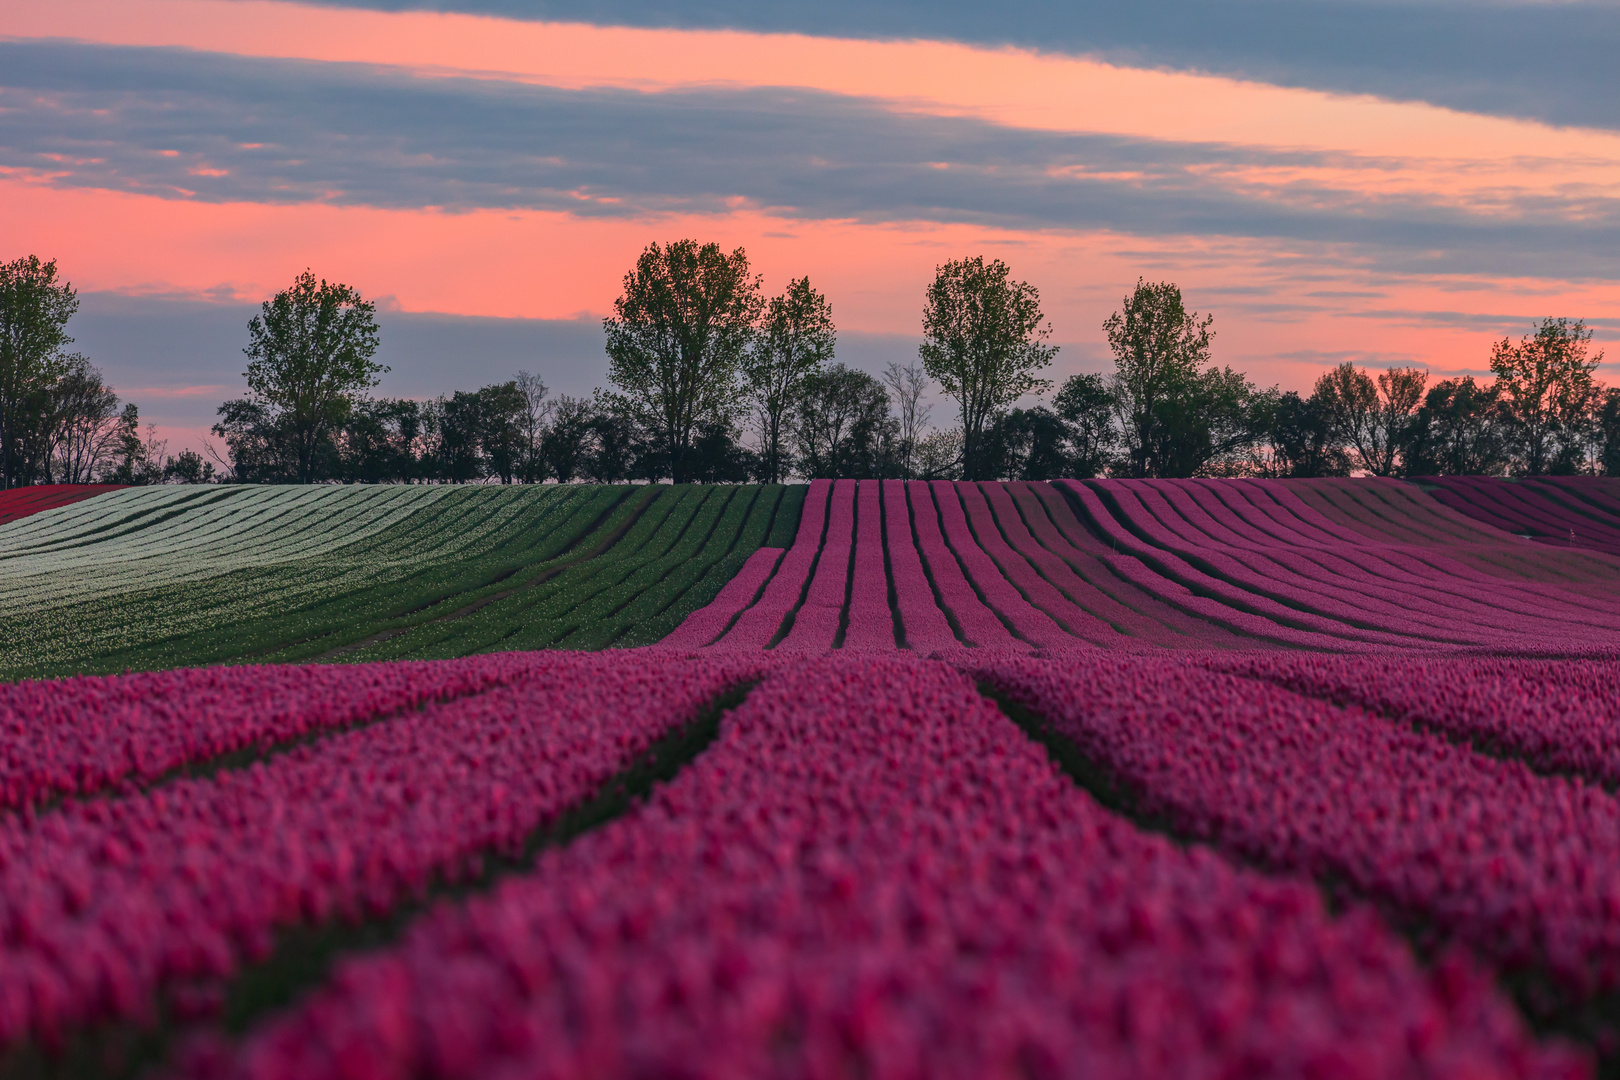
left=1, top=246, right=1614, bottom=487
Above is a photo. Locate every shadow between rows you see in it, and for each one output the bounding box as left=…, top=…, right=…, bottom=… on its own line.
left=15, top=672, right=524, bottom=824
left=309, top=484, right=659, bottom=661
left=0, top=679, right=759, bottom=1080
left=977, top=681, right=1620, bottom=1078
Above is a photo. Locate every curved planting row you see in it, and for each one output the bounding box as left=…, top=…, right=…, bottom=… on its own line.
left=975, top=652, right=1620, bottom=1027
left=0, top=654, right=567, bottom=811
left=1421, top=477, right=1620, bottom=558
left=671, top=478, right=1620, bottom=656
left=0, top=650, right=765, bottom=1050
left=167, top=654, right=1573, bottom=1080
left=0, top=484, right=122, bottom=526
left=0, top=484, right=796, bottom=679
left=1205, top=652, right=1620, bottom=789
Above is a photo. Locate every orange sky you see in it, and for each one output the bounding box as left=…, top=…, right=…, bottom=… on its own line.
left=3, top=0, right=1617, bottom=452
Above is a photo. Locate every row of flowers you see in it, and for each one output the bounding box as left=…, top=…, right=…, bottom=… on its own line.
left=173, top=653, right=1576, bottom=1079
left=1207, top=652, right=1620, bottom=789
left=1427, top=478, right=1620, bottom=556
left=974, top=652, right=1620, bottom=1015
left=0, top=485, right=122, bottom=527
left=1103, top=479, right=1620, bottom=644
left=0, top=650, right=765, bottom=1049
left=0, top=655, right=571, bottom=811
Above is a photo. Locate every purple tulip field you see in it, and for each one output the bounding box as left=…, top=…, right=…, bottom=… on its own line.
left=6, top=477, right=1620, bottom=1078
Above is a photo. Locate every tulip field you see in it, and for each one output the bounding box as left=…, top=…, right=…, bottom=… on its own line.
left=0, top=483, right=801, bottom=679
left=5, top=476, right=1620, bottom=1078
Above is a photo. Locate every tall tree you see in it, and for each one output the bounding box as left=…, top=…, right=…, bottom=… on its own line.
left=883, top=359, right=932, bottom=480
left=584, top=390, right=643, bottom=484
left=241, top=270, right=385, bottom=483
left=47, top=356, right=122, bottom=484
left=983, top=406, right=1071, bottom=480
left=1104, top=280, right=1262, bottom=478
left=542, top=395, right=593, bottom=483
left=919, top=256, right=1056, bottom=480
left=477, top=380, right=528, bottom=484
left=1490, top=318, right=1602, bottom=475
left=1598, top=388, right=1620, bottom=478
left=1403, top=377, right=1506, bottom=476
left=0, top=256, right=79, bottom=488
left=746, top=277, right=833, bottom=484
left=796, top=364, right=897, bottom=479
left=513, top=370, right=552, bottom=482
left=1104, top=279, right=1215, bottom=478
left=1051, top=373, right=1117, bottom=479
left=1312, top=363, right=1426, bottom=476
left=107, top=404, right=166, bottom=485
left=338, top=398, right=422, bottom=483
left=1261, top=390, right=1349, bottom=478
left=604, top=240, right=762, bottom=483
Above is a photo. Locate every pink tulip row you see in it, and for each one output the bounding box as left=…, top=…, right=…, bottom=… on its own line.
left=954, top=481, right=1124, bottom=645
left=657, top=546, right=784, bottom=650
left=1206, top=652, right=1620, bottom=789
left=1426, top=478, right=1620, bottom=556
left=928, top=481, right=1069, bottom=646
left=1533, top=478, right=1620, bottom=522
left=712, top=479, right=832, bottom=649
left=1054, top=481, right=1389, bottom=650
left=0, top=655, right=565, bottom=811
left=1135, top=479, right=1620, bottom=641
left=174, top=654, right=1578, bottom=1080
left=1095, top=481, right=1500, bottom=648
left=0, top=484, right=123, bottom=526
left=905, top=482, right=1024, bottom=648
left=0, top=650, right=767, bottom=1049
left=840, top=475, right=895, bottom=650
left=667, top=478, right=1620, bottom=657
left=881, top=480, right=959, bottom=651
left=778, top=477, right=856, bottom=652
left=973, top=652, right=1620, bottom=1009
left=1257, top=478, right=1620, bottom=628
left=979, top=482, right=1189, bottom=647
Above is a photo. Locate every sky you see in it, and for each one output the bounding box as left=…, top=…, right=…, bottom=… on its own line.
left=4, top=0, right=1619, bottom=455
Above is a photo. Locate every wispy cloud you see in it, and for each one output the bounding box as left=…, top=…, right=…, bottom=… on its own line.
left=3, top=41, right=1618, bottom=282
left=276, top=0, right=1620, bottom=132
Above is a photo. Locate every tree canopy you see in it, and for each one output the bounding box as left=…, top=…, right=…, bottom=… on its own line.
left=604, top=240, right=763, bottom=484
left=745, top=276, right=834, bottom=485
left=236, top=270, right=386, bottom=484
left=1104, top=279, right=1264, bottom=478
left=919, top=256, right=1056, bottom=480
left=0, top=256, right=79, bottom=488
left=1489, top=318, right=1602, bottom=475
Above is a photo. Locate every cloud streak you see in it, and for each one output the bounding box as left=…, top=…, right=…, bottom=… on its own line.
left=280, top=0, right=1620, bottom=132
left=3, top=41, right=1618, bottom=281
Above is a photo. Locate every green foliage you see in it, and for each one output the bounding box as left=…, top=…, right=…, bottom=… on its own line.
left=747, top=277, right=834, bottom=484
left=0, top=484, right=803, bottom=680
left=1489, top=317, right=1603, bottom=475
left=795, top=364, right=896, bottom=479
left=604, top=240, right=763, bottom=483
left=1257, top=390, right=1351, bottom=478
left=1403, top=377, right=1507, bottom=477
left=0, top=255, right=80, bottom=488
left=1105, top=278, right=1262, bottom=479
left=237, top=270, right=386, bottom=484
left=919, top=256, right=1056, bottom=480
left=1312, top=362, right=1426, bottom=477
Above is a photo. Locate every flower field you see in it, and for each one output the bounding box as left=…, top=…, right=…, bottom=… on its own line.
left=6, top=476, right=1620, bottom=1076
left=0, top=483, right=800, bottom=679
left=1421, top=477, right=1620, bottom=558
left=670, top=478, right=1620, bottom=655
left=0, top=484, right=123, bottom=526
